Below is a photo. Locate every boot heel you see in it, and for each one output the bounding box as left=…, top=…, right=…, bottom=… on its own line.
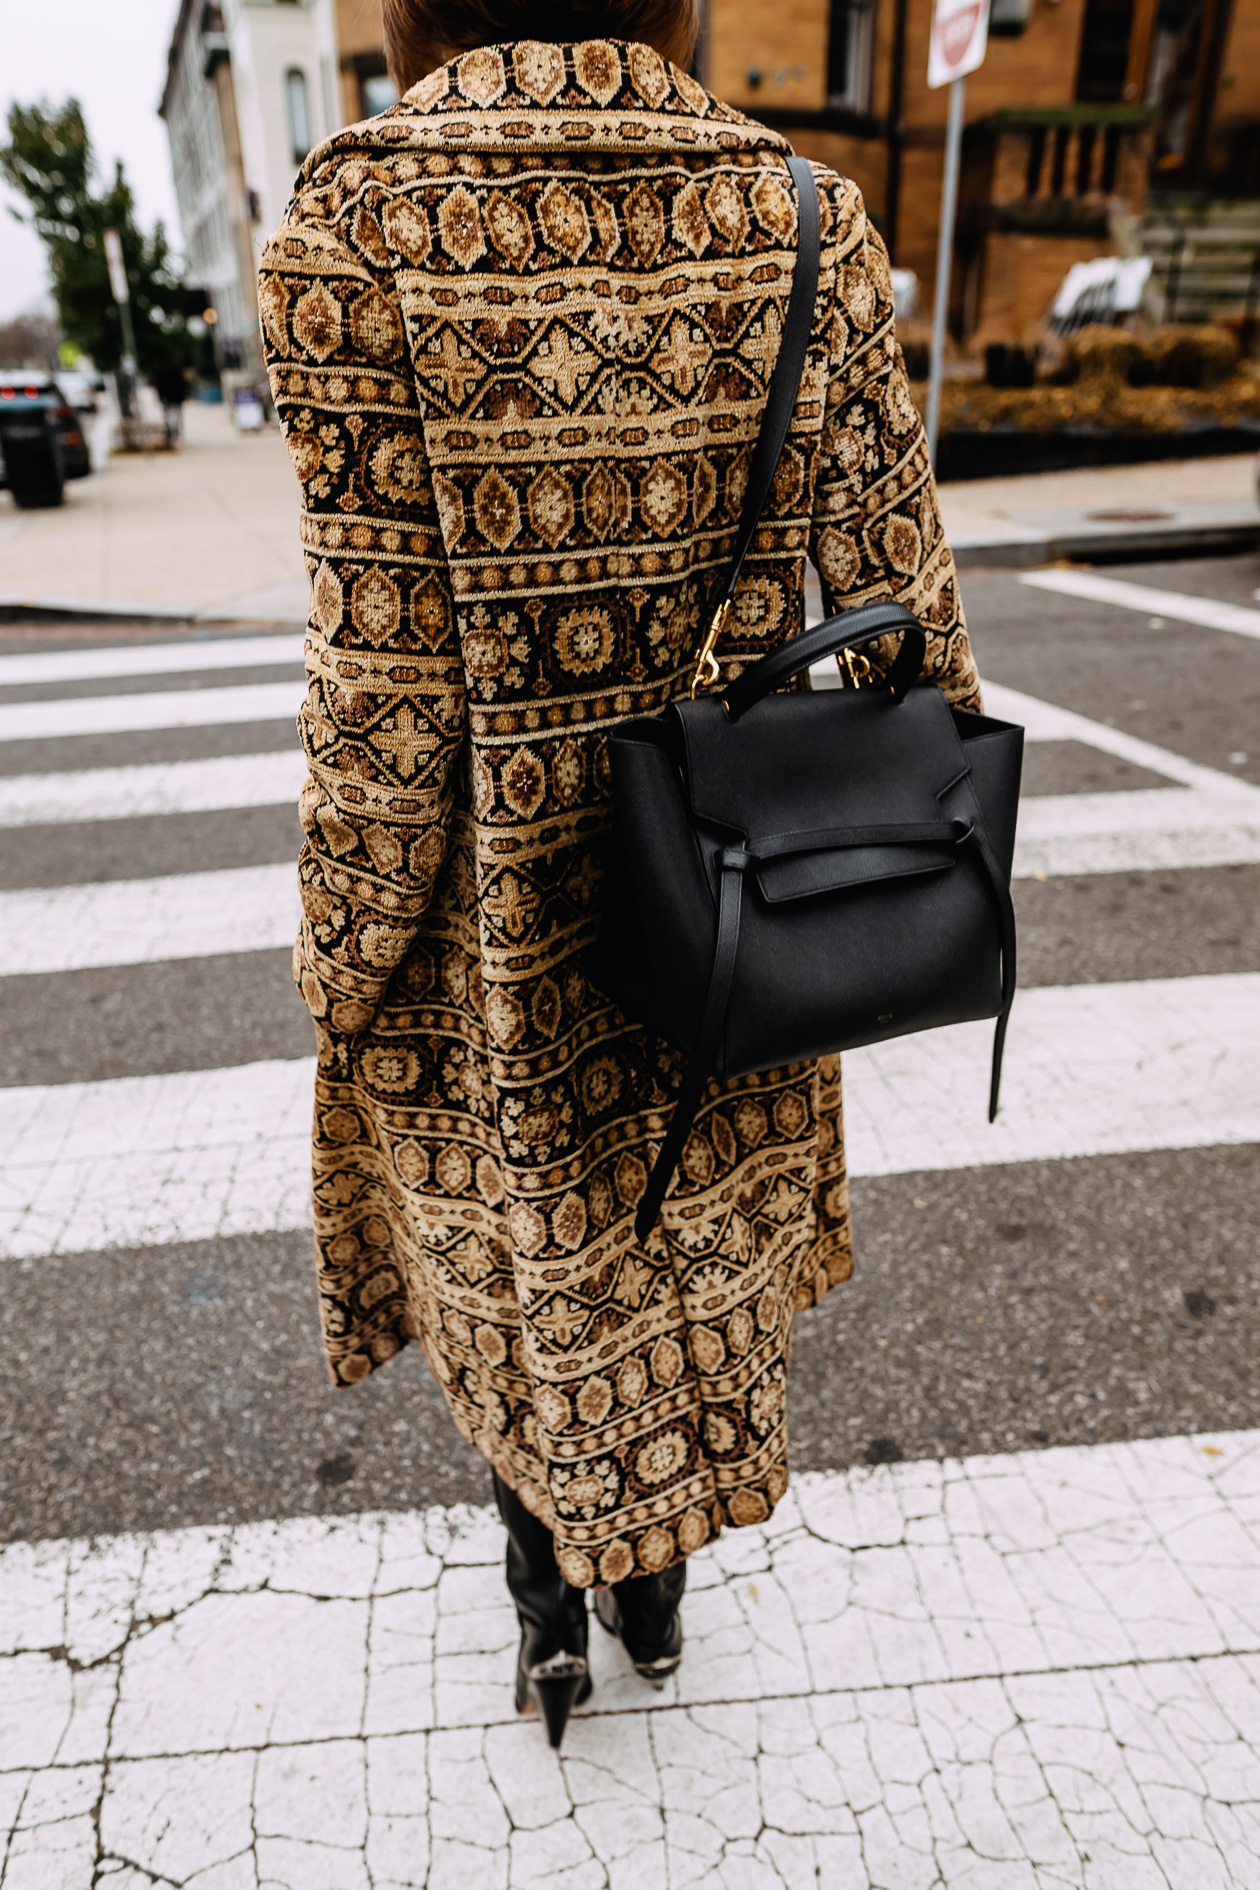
left=525, top=1651, right=588, bottom=1748
left=593, top=1575, right=684, bottom=1686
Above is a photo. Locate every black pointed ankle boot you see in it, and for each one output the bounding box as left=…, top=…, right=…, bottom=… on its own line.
left=492, top=1470, right=591, bottom=1748
left=593, top=1561, right=686, bottom=1687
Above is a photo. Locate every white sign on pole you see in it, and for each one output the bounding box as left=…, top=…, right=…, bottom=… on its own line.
left=928, top=0, right=990, bottom=89
left=103, top=227, right=130, bottom=305
left=924, top=0, right=989, bottom=461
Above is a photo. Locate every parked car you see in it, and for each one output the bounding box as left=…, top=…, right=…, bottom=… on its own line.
left=55, top=367, right=108, bottom=417
left=0, top=373, right=92, bottom=506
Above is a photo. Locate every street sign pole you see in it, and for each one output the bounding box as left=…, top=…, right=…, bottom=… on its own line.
left=923, top=0, right=990, bottom=469
left=925, top=74, right=966, bottom=466
left=103, top=227, right=139, bottom=419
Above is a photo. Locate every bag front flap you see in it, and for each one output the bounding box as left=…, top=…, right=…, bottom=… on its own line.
left=754, top=842, right=954, bottom=903
left=674, top=684, right=973, bottom=893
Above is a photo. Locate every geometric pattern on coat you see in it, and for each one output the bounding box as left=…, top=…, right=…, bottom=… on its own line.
left=259, top=38, right=982, bottom=1587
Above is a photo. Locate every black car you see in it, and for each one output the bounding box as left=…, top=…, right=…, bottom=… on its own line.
left=0, top=373, right=92, bottom=508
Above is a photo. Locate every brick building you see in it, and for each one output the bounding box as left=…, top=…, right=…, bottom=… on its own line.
left=164, top=0, right=1260, bottom=359
left=706, top=0, right=1260, bottom=346
left=333, top=0, right=399, bottom=124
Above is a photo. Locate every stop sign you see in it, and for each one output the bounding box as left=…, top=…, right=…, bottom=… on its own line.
left=928, top=0, right=990, bottom=87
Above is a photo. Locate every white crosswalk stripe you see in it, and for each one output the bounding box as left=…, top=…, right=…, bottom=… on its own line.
left=0, top=678, right=304, bottom=743
left=1015, top=785, right=1260, bottom=875
left=0, top=750, right=306, bottom=827
left=1020, top=566, right=1260, bottom=640
left=3, top=974, right=1256, bottom=1260
left=0, top=631, right=305, bottom=687
left=0, top=863, right=299, bottom=975
left=845, top=972, right=1260, bottom=1176
left=0, top=1057, right=313, bottom=1260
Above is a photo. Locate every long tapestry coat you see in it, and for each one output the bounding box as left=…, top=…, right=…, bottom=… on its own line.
left=259, top=39, right=982, bottom=1588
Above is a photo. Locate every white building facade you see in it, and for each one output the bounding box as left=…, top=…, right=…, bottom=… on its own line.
left=161, top=0, right=341, bottom=370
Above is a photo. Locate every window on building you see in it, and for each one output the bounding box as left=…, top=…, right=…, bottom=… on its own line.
left=286, top=67, right=313, bottom=161
left=352, top=53, right=399, bottom=118
left=1148, top=0, right=1208, bottom=166
left=827, top=0, right=873, bottom=109
left=1076, top=0, right=1136, bottom=99
left=362, top=72, right=399, bottom=115
left=989, top=0, right=1032, bottom=35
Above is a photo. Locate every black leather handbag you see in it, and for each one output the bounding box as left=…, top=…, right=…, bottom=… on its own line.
left=596, top=156, right=1024, bottom=1240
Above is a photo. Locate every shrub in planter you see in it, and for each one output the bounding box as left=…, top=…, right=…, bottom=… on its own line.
left=1137, top=324, right=1239, bottom=388
left=1059, top=325, right=1144, bottom=384
left=897, top=319, right=931, bottom=381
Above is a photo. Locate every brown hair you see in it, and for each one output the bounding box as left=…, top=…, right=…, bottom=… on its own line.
left=382, top=0, right=700, bottom=95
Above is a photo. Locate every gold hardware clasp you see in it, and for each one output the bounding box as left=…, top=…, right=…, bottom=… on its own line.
left=842, top=647, right=872, bottom=688
left=690, top=598, right=732, bottom=699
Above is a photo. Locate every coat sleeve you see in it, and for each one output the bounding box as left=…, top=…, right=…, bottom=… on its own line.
left=809, top=175, right=982, bottom=713
left=258, top=178, right=466, bottom=1044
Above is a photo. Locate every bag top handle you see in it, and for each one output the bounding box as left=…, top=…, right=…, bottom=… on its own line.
left=688, top=154, right=821, bottom=699
left=720, top=601, right=926, bottom=721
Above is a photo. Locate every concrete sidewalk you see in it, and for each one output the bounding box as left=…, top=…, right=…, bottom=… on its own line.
left=1, top=401, right=1257, bottom=626
left=941, top=454, right=1260, bottom=569
left=0, top=402, right=308, bottom=626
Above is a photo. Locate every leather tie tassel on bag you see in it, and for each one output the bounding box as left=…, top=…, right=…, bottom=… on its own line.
left=594, top=156, right=1024, bottom=1241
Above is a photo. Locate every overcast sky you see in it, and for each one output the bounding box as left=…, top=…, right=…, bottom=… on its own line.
left=0, top=0, right=183, bottom=321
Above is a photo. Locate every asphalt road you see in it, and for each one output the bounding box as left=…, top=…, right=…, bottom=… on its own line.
left=1, top=556, right=1257, bottom=1544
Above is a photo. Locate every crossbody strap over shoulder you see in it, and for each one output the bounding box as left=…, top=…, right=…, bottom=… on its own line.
left=632, top=157, right=823, bottom=1241
left=618, top=159, right=1016, bottom=1243
left=687, top=154, right=821, bottom=698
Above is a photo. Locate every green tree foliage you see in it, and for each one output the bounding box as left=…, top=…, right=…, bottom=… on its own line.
left=1, top=99, right=191, bottom=375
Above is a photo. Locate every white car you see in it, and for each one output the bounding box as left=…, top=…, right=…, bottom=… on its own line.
left=53, top=368, right=108, bottom=416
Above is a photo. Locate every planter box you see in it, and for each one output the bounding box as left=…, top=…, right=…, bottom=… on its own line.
left=937, top=420, right=1260, bottom=480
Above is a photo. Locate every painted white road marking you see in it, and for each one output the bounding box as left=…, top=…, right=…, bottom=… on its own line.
left=0, top=863, right=299, bottom=975
left=2, top=1431, right=1258, bottom=1886
left=0, top=1057, right=315, bottom=1260
left=2, top=974, right=1256, bottom=1259
left=0, top=632, right=305, bottom=688
left=1020, top=566, right=1260, bottom=642
left=0, top=750, right=306, bottom=827
left=984, top=678, right=1260, bottom=872
left=0, top=679, right=304, bottom=744
left=1014, top=785, right=1260, bottom=876
left=843, top=972, right=1260, bottom=1178
left=968, top=679, right=1250, bottom=794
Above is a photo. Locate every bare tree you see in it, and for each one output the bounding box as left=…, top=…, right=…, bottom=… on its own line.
left=0, top=307, right=63, bottom=371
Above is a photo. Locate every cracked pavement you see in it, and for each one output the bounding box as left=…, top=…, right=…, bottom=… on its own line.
left=3, top=1430, right=1260, bottom=1887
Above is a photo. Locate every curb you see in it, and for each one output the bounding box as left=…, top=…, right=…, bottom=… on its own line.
left=951, top=519, right=1260, bottom=571
left=2, top=514, right=1258, bottom=618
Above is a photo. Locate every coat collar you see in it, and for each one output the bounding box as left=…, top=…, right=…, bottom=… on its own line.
left=388, top=39, right=791, bottom=158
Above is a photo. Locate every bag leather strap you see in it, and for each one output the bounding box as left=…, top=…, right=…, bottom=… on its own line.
left=635, top=821, right=1017, bottom=1241
left=689, top=155, right=821, bottom=696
